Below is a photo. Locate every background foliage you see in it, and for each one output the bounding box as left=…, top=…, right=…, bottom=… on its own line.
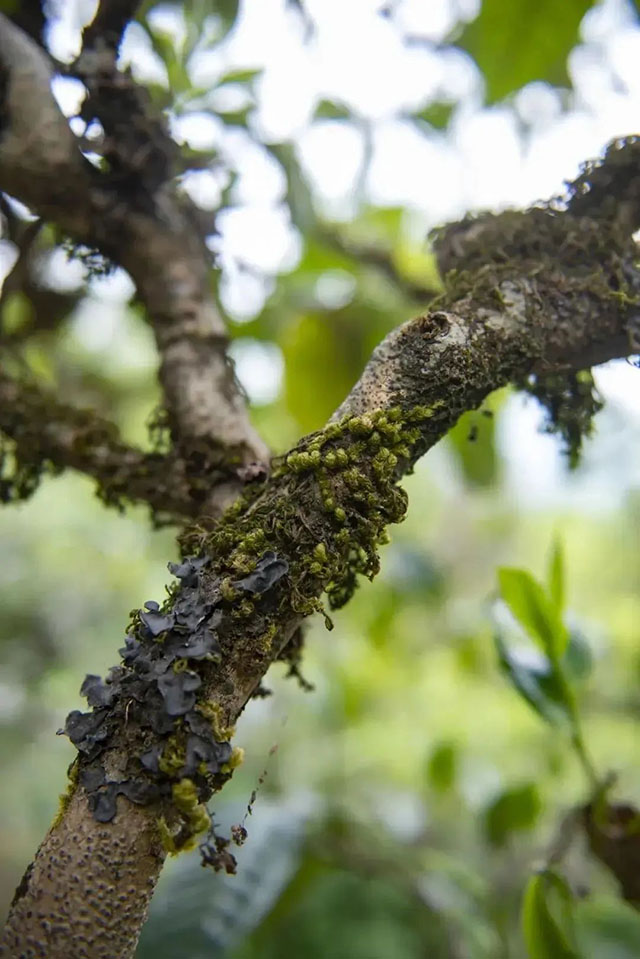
left=1, top=0, right=640, bottom=956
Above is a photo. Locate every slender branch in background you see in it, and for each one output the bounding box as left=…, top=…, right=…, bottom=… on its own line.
left=0, top=13, right=268, bottom=519
left=319, top=225, right=440, bottom=303
left=0, top=369, right=203, bottom=523
left=2, top=136, right=639, bottom=959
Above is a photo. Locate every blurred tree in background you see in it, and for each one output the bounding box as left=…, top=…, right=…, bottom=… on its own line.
left=1, top=0, right=640, bottom=956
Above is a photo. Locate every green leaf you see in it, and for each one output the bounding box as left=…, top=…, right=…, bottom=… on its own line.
left=314, top=99, right=352, bottom=121
left=448, top=409, right=498, bottom=487
left=282, top=313, right=356, bottom=432
left=549, top=539, right=565, bottom=616
left=216, top=68, right=262, bottom=87
left=267, top=142, right=317, bottom=234
left=494, top=633, right=570, bottom=726
left=215, top=0, right=240, bottom=27
left=410, top=101, right=455, bottom=130
left=548, top=539, right=565, bottom=614
left=483, top=783, right=542, bottom=847
left=217, top=106, right=253, bottom=128
left=426, top=741, right=457, bottom=793
left=522, top=870, right=582, bottom=959
left=2, top=291, right=32, bottom=336
left=457, top=0, right=594, bottom=103
left=498, top=567, right=568, bottom=657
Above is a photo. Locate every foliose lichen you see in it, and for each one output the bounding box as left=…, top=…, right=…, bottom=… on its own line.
left=59, top=552, right=281, bottom=867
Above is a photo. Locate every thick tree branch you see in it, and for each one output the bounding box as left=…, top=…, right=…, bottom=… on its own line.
left=0, top=14, right=268, bottom=514
left=2, top=138, right=639, bottom=958
left=0, top=369, right=204, bottom=522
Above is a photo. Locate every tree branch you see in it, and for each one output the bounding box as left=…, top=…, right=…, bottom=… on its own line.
left=2, top=138, right=639, bottom=959
left=0, top=14, right=268, bottom=516
left=0, top=369, right=203, bottom=523
left=80, top=0, right=143, bottom=54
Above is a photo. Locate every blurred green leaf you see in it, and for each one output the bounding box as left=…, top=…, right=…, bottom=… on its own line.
left=426, top=741, right=458, bottom=793
left=282, top=313, right=356, bottom=432
left=457, top=0, right=594, bottom=103
left=483, top=782, right=542, bottom=847
left=562, top=629, right=593, bottom=682
left=183, top=0, right=216, bottom=34
left=576, top=896, right=640, bottom=959
left=494, top=633, right=570, bottom=725
left=314, top=99, right=352, bottom=121
left=217, top=106, right=253, bottom=127
left=448, top=410, right=498, bottom=487
left=216, top=68, right=262, bottom=87
left=2, top=291, right=32, bottom=336
left=522, top=870, right=582, bottom=959
left=267, top=142, right=317, bottom=234
left=145, top=28, right=190, bottom=93
left=498, top=567, right=568, bottom=658
left=548, top=540, right=565, bottom=615
left=410, top=101, right=455, bottom=130
left=214, top=0, right=240, bottom=27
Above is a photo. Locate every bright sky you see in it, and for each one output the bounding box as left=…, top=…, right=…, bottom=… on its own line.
left=4, top=0, right=640, bottom=505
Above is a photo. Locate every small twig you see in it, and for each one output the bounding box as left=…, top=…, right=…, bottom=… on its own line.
left=319, top=225, right=440, bottom=303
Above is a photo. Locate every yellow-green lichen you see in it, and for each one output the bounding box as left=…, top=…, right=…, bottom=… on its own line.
left=220, top=746, right=245, bottom=775
left=196, top=701, right=235, bottom=742
left=158, top=777, right=211, bottom=855
left=158, top=731, right=187, bottom=777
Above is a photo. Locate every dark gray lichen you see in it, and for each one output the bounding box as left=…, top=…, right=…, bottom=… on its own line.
left=60, top=550, right=287, bottom=865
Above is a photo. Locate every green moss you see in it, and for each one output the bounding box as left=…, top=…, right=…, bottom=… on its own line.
left=258, top=622, right=278, bottom=653
left=187, top=404, right=443, bottom=620
left=157, top=732, right=187, bottom=777
left=158, top=778, right=211, bottom=855
left=220, top=746, right=245, bottom=775
left=51, top=760, right=79, bottom=829
left=523, top=369, right=604, bottom=468
left=196, top=701, right=235, bottom=742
